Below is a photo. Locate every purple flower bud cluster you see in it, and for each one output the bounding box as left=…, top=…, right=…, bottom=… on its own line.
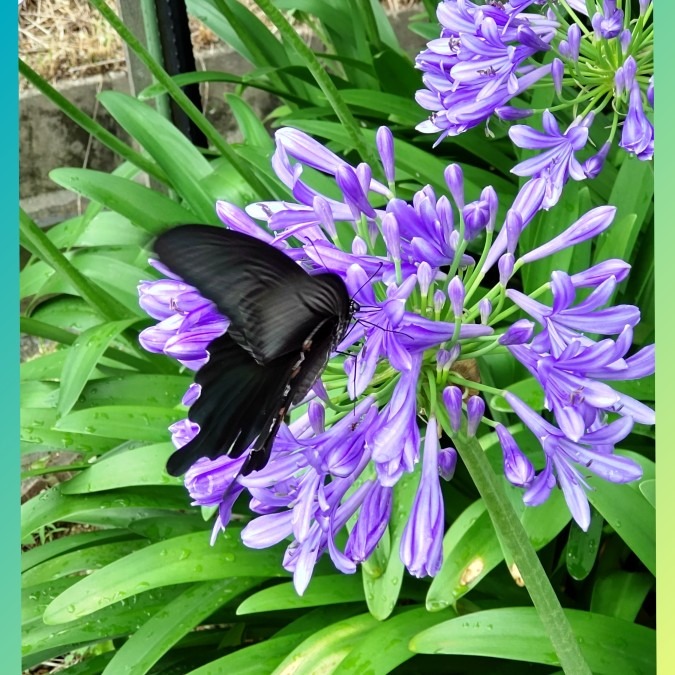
left=139, top=126, right=653, bottom=590
left=502, top=267, right=654, bottom=530
left=416, top=1, right=653, bottom=208
left=415, top=0, right=557, bottom=141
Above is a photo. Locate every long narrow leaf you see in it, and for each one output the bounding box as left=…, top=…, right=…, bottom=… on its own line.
left=20, top=210, right=131, bottom=322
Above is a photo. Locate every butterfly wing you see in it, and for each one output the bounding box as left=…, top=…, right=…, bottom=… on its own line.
left=157, top=225, right=354, bottom=476
left=165, top=333, right=298, bottom=476
left=154, top=225, right=350, bottom=364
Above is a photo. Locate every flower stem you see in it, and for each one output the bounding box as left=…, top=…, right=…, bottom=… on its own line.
left=438, top=417, right=592, bottom=675
left=445, top=374, right=499, bottom=396
left=252, top=0, right=374, bottom=165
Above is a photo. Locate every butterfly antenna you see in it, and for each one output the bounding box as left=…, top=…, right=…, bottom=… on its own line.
left=355, top=317, right=413, bottom=341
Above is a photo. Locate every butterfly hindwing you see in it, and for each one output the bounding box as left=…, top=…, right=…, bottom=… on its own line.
left=165, top=333, right=298, bottom=476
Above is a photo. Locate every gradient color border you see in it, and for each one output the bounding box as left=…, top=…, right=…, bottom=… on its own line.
left=7, top=2, right=20, bottom=672
left=12, top=1, right=665, bottom=672
left=655, top=2, right=670, bottom=672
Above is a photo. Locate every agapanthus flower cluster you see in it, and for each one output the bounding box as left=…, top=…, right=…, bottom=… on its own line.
left=416, top=0, right=653, bottom=207
left=139, top=126, right=654, bottom=593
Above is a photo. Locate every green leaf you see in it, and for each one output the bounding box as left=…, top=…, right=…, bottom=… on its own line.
left=21, top=381, right=60, bottom=408
left=591, top=571, right=653, bottom=622
left=237, top=575, right=365, bottom=615
left=101, top=578, right=260, bottom=675
left=21, top=485, right=188, bottom=539
left=187, top=0, right=288, bottom=70
left=48, top=211, right=150, bottom=249
left=185, top=634, right=309, bottom=675
left=21, top=407, right=121, bottom=455
left=49, top=168, right=198, bottom=234
left=225, top=93, right=275, bottom=152
left=594, top=158, right=653, bottom=264
left=57, top=319, right=139, bottom=417
left=23, top=583, right=184, bottom=659
left=362, top=470, right=417, bottom=620
left=426, top=500, right=502, bottom=610
left=20, top=209, right=131, bottom=321
left=639, top=479, right=655, bottom=508
left=22, top=529, right=139, bottom=573
left=605, top=375, right=654, bottom=402
left=565, top=507, right=604, bottom=581
left=427, top=487, right=571, bottom=610
left=410, top=608, right=655, bottom=673
left=490, top=377, right=545, bottom=413
left=23, top=577, right=80, bottom=626
left=54, top=405, right=181, bottom=442
left=586, top=452, right=655, bottom=575
left=22, top=540, right=147, bottom=587
left=61, top=443, right=181, bottom=493
left=126, top=515, right=211, bottom=541
left=77, top=374, right=190, bottom=408
left=30, top=297, right=106, bottom=333
left=337, top=89, right=421, bottom=125
left=98, top=91, right=217, bottom=224
left=43, top=529, right=288, bottom=623
left=334, top=607, right=455, bottom=674
left=272, top=612, right=380, bottom=674
left=45, top=653, right=115, bottom=674
left=66, top=252, right=153, bottom=316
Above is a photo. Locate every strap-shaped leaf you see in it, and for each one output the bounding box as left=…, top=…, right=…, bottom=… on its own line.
left=61, top=443, right=182, bottom=494
left=102, top=578, right=260, bottom=675
left=43, top=529, right=288, bottom=623
left=410, top=607, right=655, bottom=674
left=98, top=91, right=217, bottom=224
left=57, top=319, right=139, bottom=417
left=50, top=168, right=198, bottom=234
left=237, top=575, right=365, bottom=614
left=54, top=405, right=184, bottom=443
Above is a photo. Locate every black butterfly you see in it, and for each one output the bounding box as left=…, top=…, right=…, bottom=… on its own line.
left=153, top=225, right=355, bottom=477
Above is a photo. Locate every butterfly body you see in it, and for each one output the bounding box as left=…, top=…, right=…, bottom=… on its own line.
left=153, top=225, right=353, bottom=476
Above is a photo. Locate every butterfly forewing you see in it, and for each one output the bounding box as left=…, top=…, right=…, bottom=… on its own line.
left=154, top=225, right=349, bottom=364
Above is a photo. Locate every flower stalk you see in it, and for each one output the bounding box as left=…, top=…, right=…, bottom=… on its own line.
left=442, top=418, right=592, bottom=675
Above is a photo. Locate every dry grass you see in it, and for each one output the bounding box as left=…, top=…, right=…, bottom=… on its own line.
left=19, top=0, right=225, bottom=90
left=19, top=0, right=419, bottom=90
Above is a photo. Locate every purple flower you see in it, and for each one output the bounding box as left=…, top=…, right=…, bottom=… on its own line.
left=138, top=266, right=228, bottom=370
left=510, top=111, right=590, bottom=208
left=507, top=271, right=640, bottom=357
left=505, top=392, right=642, bottom=530
left=438, top=446, right=458, bottom=481
left=592, top=1, right=624, bottom=40
left=466, top=396, right=485, bottom=436
left=496, top=424, right=534, bottom=487
left=499, top=319, right=535, bottom=345
left=443, top=386, right=463, bottom=432
left=415, top=1, right=556, bottom=140
left=619, top=82, right=654, bottom=161
left=345, top=482, right=392, bottom=562
left=138, top=125, right=654, bottom=591
left=400, top=417, right=445, bottom=577
left=509, top=326, right=655, bottom=437
left=518, top=206, right=616, bottom=264
left=415, top=0, right=652, bottom=167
